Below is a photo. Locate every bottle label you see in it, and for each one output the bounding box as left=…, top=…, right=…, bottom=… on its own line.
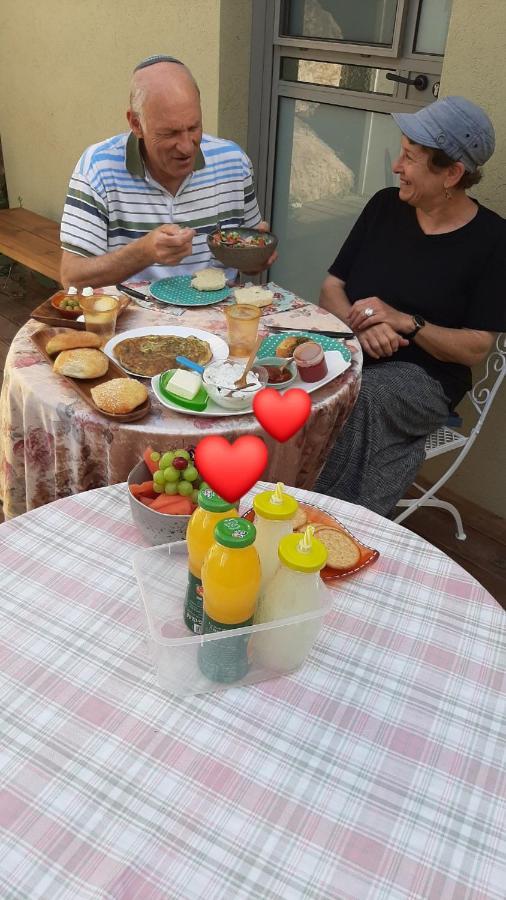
left=198, top=614, right=254, bottom=684
left=183, top=573, right=204, bottom=634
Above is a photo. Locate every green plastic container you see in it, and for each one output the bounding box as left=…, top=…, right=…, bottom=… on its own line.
left=159, top=369, right=209, bottom=412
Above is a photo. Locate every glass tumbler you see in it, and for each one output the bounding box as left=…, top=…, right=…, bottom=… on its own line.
left=224, top=304, right=261, bottom=359
left=79, top=294, right=120, bottom=347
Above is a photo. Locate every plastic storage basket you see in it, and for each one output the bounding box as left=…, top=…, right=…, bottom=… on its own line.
left=132, top=541, right=332, bottom=695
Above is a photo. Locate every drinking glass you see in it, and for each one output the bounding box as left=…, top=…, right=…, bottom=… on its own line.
left=79, top=294, right=120, bottom=346
left=224, top=304, right=261, bottom=359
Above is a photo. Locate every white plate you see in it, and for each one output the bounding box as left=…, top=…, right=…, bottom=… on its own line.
left=103, top=326, right=229, bottom=377
left=151, top=350, right=350, bottom=417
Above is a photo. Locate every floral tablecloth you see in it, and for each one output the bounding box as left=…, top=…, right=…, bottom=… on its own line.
left=0, top=291, right=361, bottom=518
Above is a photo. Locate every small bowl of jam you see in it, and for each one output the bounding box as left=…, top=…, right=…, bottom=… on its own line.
left=258, top=356, right=297, bottom=390
left=292, top=341, right=328, bottom=383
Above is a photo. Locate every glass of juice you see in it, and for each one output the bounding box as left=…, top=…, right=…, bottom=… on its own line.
left=79, top=294, right=120, bottom=346
left=224, top=304, right=261, bottom=359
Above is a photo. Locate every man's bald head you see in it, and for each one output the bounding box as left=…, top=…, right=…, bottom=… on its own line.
left=129, top=60, right=200, bottom=126
left=127, top=58, right=203, bottom=194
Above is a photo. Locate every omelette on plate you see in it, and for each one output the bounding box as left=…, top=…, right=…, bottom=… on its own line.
left=113, top=334, right=213, bottom=377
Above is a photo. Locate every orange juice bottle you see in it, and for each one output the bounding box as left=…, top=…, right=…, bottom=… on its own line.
left=184, top=488, right=238, bottom=633
left=198, top=517, right=260, bottom=683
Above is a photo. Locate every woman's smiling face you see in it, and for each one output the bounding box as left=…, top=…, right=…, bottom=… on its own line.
left=392, top=135, right=448, bottom=208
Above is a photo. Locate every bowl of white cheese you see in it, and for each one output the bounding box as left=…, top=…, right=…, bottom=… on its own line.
left=203, top=360, right=268, bottom=411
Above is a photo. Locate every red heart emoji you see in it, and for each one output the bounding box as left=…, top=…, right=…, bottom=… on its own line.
left=253, top=388, right=312, bottom=442
left=194, top=435, right=268, bottom=504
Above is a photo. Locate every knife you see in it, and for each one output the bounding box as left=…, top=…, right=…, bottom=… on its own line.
left=115, top=283, right=153, bottom=307
left=268, top=326, right=355, bottom=339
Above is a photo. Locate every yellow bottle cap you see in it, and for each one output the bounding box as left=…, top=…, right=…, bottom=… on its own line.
left=253, top=482, right=298, bottom=521
left=278, top=525, right=327, bottom=572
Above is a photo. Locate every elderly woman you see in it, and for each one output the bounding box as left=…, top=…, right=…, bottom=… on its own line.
left=316, top=96, right=506, bottom=517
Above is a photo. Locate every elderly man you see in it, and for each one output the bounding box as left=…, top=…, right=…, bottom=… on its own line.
left=60, top=55, right=273, bottom=288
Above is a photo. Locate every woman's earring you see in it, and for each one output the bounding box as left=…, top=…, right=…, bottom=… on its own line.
left=444, top=185, right=452, bottom=200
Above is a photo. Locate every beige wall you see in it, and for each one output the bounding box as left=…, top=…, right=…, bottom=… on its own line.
left=420, top=0, right=506, bottom=517
left=0, top=0, right=252, bottom=221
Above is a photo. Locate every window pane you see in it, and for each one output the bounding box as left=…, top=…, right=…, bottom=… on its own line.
left=281, top=0, right=400, bottom=47
left=270, top=98, right=401, bottom=303
left=281, top=58, right=395, bottom=95
left=415, top=0, right=452, bottom=55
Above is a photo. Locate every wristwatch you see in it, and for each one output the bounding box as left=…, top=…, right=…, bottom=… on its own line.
left=405, top=314, right=426, bottom=339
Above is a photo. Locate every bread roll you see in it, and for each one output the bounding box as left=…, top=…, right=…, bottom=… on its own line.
left=275, top=336, right=310, bottom=358
left=234, top=286, right=274, bottom=307
left=53, top=349, right=109, bottom=379
left=191, top=268, right=227, bottom=291
left=91, top=378, right=148, bottom=414
left=46, top=331, right=103, bottom=355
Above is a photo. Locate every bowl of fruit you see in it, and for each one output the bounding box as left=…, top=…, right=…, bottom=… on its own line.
left=128, top=446, right=206, bottom=545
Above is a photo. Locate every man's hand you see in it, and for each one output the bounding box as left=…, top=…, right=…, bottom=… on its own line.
left=141, top=224, right=195, bottom=266
left=241, top=221, right=278, bottom=274
left=348, top=296, right=412, bottom=334
left=358, top=323, right=410, bottom=360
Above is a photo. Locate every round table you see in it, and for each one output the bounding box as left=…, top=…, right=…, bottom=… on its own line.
left=0, top=292, right=361, bottom=518
left=0, top=483, right=504, bottom=899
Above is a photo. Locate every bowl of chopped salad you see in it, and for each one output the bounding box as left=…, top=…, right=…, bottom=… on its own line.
left=207, top=226, right=277, bottom=271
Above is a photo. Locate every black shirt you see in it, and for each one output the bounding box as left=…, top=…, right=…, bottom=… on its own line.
left=329, top=187, right=506, bottom=405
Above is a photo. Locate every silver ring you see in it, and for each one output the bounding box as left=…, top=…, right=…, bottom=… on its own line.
left=364, top=307, right=374, bottom=318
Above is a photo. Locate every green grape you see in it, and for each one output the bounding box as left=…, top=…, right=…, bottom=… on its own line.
left=163, top=465, right=180, bottom=483
left=177, top=480, right=193, bottom=497
left=183, top=465, right=199, bottom=482
left=164, top=482, right=178, bottom=495
left=153, top=482, right=165, bottom=493
left=150, top=451, right=161, bottom=462
left=191, top=489, right=199, bottom=504
left=159, top=451, right=175, bottom=469
left=153, top=469, right=165, bottom=485
left=174, top=449, right=190, bottom=460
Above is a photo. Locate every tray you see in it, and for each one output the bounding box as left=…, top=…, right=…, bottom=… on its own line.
left=244, top=501, right=379, bottom=583
left=30, top=327, right=151, bottom=422
left=31, top=291, right=130, bottom=330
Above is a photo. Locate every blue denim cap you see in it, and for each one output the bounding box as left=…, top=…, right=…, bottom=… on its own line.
left=392, top=96, right=495, bottom=172
left=134, top=55, right=183, bottom=72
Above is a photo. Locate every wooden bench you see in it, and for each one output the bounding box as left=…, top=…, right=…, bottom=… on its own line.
left=0, top=207, right=62, bottom=284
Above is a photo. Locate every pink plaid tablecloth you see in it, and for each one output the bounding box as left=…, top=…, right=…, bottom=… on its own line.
left=0, top=295, right=361, bottom=519
left=0, top=484, right=504, bottom=900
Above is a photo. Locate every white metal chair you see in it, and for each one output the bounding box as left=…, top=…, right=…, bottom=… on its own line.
left=395, top=333, right=506, bottom=540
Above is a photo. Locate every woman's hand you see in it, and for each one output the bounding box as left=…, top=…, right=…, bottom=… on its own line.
left=358, top=323, right=410, bottom=360
left=348, top=296, right=412, bottom=333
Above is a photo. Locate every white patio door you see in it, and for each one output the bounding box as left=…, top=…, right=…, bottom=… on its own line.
left=249, top=0, right=453, bottom=303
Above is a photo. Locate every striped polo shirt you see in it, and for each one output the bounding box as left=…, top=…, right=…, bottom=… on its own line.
left=60, top=132, right=262, bottom=281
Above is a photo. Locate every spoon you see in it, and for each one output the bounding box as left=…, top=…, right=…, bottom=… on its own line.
left=234, top=336, right=263, bottom=390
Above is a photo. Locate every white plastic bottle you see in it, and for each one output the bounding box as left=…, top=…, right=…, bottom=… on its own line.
left=253, top=482, right=298, bottom=593
left=253, top=525, right=328, bottom=672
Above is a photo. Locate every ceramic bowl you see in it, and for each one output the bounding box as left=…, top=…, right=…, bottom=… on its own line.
left=50, top=293, right=82, bottom=319
left=207, top=227, right=278, bottom=271
left=258, top=356, right=297, bottom=390
left=127, top=459, right=190, bottom=546
left=203, top=361, right=268, bottom=411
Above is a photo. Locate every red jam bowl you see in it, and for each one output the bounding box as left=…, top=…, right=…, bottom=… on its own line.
left=292, top=340, right=328, bottom=383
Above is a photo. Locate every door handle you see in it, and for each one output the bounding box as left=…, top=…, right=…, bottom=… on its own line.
left=386, top=72, right=429, bottom=91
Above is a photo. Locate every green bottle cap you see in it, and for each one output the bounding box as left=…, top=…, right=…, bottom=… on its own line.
left=214, top=517, right=256, bottom=548
left=198, top=487, right=236, bottom=513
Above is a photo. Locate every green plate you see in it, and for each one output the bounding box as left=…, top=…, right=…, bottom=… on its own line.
left=258, top=331, right=352, bottom=362
left=158, top=370, right=209, bottom=411
left=149, top=275, right=231, bottom=306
